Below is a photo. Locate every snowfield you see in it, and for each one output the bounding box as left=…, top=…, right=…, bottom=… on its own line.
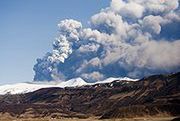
left=0, top=77, right=138, bottom=95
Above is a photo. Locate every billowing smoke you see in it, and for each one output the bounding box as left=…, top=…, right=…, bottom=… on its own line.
left=33, top=0, right=180, bottom=82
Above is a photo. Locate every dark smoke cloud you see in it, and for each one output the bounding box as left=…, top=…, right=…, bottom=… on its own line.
left=33, top=0, right=180, bottom=82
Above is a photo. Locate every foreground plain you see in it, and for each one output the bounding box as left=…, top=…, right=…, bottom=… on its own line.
left=0, top=115, right=179, bottom=121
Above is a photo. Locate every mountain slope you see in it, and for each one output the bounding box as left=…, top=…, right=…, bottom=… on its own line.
left=0, top=72, right=179, bottom=119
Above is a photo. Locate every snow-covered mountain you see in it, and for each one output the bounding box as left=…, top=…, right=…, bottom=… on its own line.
left=95, top=77, right=138, bottom=84
left=0, top=77, right=138, bottom=95
left=56, top=78, right=88, bottom=87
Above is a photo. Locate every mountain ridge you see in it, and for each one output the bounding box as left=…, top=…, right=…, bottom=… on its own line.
left=0, top=77, right=137, bottom=95
left=0, top=72, right=179, bottom=119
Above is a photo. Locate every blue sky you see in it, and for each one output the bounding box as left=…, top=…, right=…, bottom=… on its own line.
left=0, top=0, right=109, bottom=84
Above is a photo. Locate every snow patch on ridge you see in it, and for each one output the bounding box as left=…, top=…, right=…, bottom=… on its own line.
left=0, top=77, right=138, bottom=95
left=57, top=78, right=88, bottom=87
left=95, top=77, right=138, bottom=84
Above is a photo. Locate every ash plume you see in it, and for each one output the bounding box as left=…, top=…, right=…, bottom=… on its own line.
left=33, top=0, right=180, bottom=82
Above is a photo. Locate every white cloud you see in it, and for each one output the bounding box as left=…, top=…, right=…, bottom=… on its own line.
left=77, top=43, right=100, bottom=53
left=111, top=0, right=144, bottom=19
left=142, top=15, right=164, bottom=34
left=58, top=19, right=82, bottom=41
left=91, top=11, right=127, bottom=36
left=81, top=72, right=105, bottom=82
left=129, top=0, right=179, bottom=14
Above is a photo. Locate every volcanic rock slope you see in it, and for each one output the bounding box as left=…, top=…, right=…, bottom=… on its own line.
left=0, top=72, right=179, bottom=119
